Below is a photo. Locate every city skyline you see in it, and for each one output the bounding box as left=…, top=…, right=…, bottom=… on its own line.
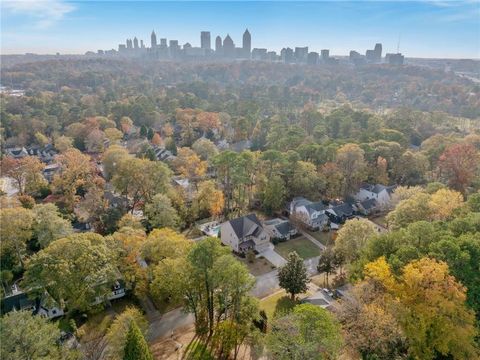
left=1, top=0, right=479, bottom=59
left=110, top=28, right=403, bottom=65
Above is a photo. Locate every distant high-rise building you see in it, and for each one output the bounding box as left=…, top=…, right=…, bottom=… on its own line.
left=386, top=52, right=404, bottom=65
left=170, top=40, right=180, bottom=58
left=126, top=39, right=133, bottom=49
left=133, top=37, right=139, bottom=49
left=281, top=47, right=294, bottom=63
left=366, top=43, right=382, bottom=63
left=201, top=31, right=211, bottom=50
left=215, top=35, right=222, bottom=54
left=140, top=40, right=145, bottom=49
left=223, top=34, right=235, bottom=58
left=374, top=43, right=382, bottom=61
left=243, top=29, right=251, bottom=58
left=294, top=46, right=308, bottom=63
left=151, top=30, right=157, bottom=48
left=321, top=49, right=329, bottom=60
left=118, top=44, right=126, bottom=52
left=160, top=38, right=167, bottom=47
left=307, top=52, right=319, bottom=65
left=252, top=48, right=267, bottom=60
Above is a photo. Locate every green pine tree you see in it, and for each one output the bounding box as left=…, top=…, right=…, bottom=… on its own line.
left=278, top=251, right=309, bottom=300
left=140, top=125, right=148, bottom=138
left=123, top=321, right=153, bottom=360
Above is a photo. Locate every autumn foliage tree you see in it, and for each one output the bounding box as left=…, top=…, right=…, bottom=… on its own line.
left=362, top=257, right=478, bottom=360
left=52, top=148, right=102, bottom=211
left=1, top=156, right=46, bottom=195
left=438, top=143, right=479, bottom=194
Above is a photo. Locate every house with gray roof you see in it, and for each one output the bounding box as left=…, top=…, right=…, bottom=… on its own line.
left=326, top=202, right=355, bottom=224
left=263, top=218, right=297, bottom=241
left=288, top=197, right=329, bottom=230
left=356, top=198, right=379, bottom=216
left=220, top=213, right=270, bottom=253
left=354, top=183, right=396, bottom=209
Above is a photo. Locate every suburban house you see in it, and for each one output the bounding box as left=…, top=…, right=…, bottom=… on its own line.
left=42, top=163, right=61, bottom=183
left=220, top=213, right=270, bottom=253
left=92, top=280, right=127, bottom=305
left=353, top=183, right=396, bottom=209
left=5, top=146, right=28, bottom=159
left=355, top=198, right=379, bottom=216
left=263, top=218, right=298, bottom=241
left=5, top=145, right=58, bottom=163
left=1, top=280, right=127, bottom=318
left=1, top=283, right=64, bottom=319
left=326, top=202, right=355, bottom=224
left=288, top=197, right=329, bottom=230
left=153, top=145, right=176, bottom=162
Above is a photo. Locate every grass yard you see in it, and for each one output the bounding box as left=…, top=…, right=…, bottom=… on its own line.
left=259, top=289, right=313, bottom=320
left=275, top=236, right=321, bottom=260
left=305, top=230, right=334, bottom=246
left=370, top=214, right=387, bottom=228
left=237, top=256, right=276, bottom=276
left=259, top=290, right=297, bottom=320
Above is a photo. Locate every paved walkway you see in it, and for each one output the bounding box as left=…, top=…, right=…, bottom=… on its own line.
left=147, top=307, right=195, bottom=342
left=299, top=229, right=326, bottom=250
left=260, top=246, right=287, bottom=267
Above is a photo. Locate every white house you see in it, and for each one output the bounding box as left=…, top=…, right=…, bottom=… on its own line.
left=289, top=197, right=329, bottom=230
left=263, top=218, right=298, bottom=241
left=1, top=283, right=64, bottom=319
left=353, top=184, right=396, bottom=209
left=220, top=214, right=270, bottom=253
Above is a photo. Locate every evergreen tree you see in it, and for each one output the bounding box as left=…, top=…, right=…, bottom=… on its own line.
left=147, top=128, right=154, bottom=140
left=123, top=321, right=153, bottom=360
left=140, top=125, right=148, bottom=138
left=278, top=251, right=309, bottom=300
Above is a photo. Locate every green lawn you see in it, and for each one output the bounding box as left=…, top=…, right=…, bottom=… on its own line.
left=259, top=291, right=297, bottom=320
left=275, top=236, right=321, bottom=260
left=305, top=230, right=334, bottom=246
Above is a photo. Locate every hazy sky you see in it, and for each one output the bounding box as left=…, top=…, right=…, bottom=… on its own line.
left=1, top=0, right=479, bottom=58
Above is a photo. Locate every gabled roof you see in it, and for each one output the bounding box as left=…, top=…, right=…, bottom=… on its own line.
left=274, top=221, right=294, bottom=236
left=290, top=197, right=328, bottom=216
left=361, top=183, right=396, bottom=195
left=228, top=213, right=262, bottom=240
left=329, top=203, right=354, bottom=218
left=360, top=198, right=377, bottom=210
left=305, top=201, right=328, bottom=214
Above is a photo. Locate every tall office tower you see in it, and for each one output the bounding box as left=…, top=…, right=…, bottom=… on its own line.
left=307, top=52, right=319, bottom=65
left=294, top=46, right=308, bottom=62
left=281, top=47, right=294, bottom=63
left=201, top=31, right=211, bottom=50
left=321, top=49, right=329, bottom=60
left=223, top=34, right=235, bottom=57
left=169, top=40, right=180, bottom=58
left=151, top=30, right=157, bottom=48
left=126, top=39, right=133, bottom=49
left=242, top=28, right=251, bottom=57
left=374, top=43, right=382, bottom=61
left=133, top=37, right=139, bottom=49
left=140, top=40, right=145, bottom=49
left=215, top=36, right=222, bottom=54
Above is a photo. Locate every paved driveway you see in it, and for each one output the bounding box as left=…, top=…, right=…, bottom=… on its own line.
left=251, top=256, right=320, bottom=298
left=260, top=246, right=287, bottom=267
